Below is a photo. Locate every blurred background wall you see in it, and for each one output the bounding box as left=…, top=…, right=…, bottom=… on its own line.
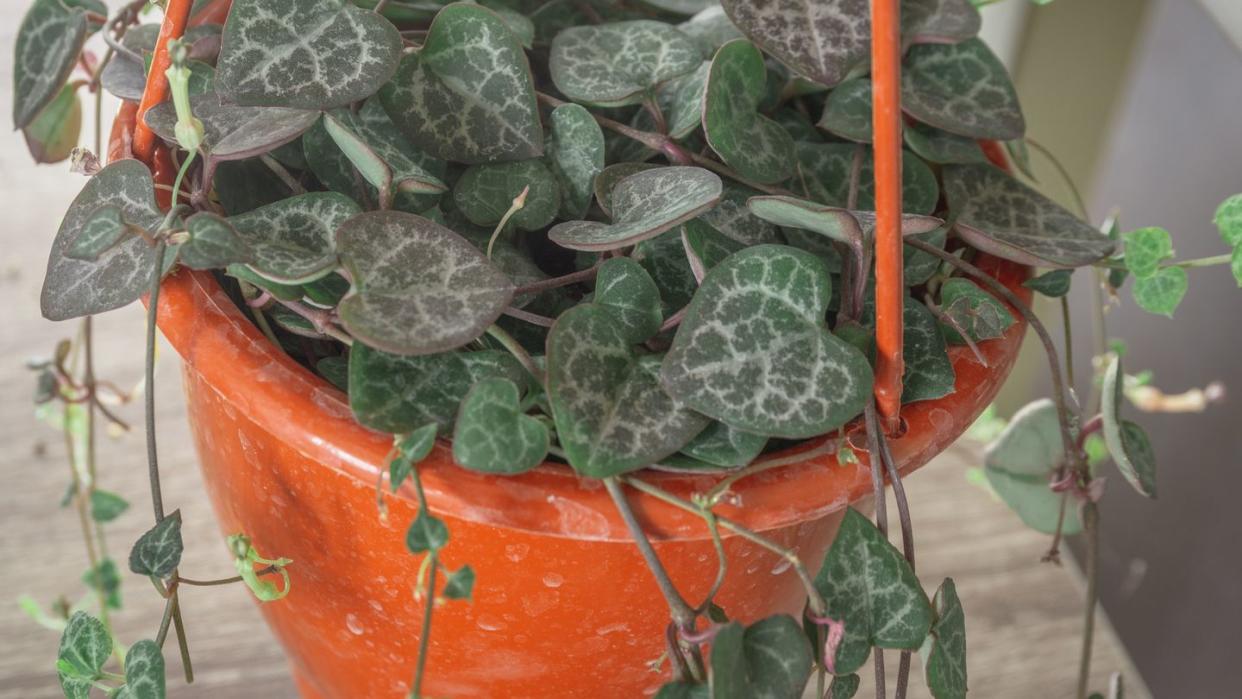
left=994, top=0, right=1242, bottom=695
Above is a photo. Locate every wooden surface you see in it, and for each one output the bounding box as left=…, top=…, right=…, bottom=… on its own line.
left=0, top=14, right=1148, bottom=699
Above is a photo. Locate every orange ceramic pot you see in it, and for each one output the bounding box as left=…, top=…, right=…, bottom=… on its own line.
left=112, top=100, right=1030, bottom=696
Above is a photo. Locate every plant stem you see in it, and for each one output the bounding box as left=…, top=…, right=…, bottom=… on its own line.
left=863, top=404, right=889, bottom=699
left=1061, top=295, right=1076, bottom=389
left=702, top=440, right=839, bottom=506
left=485, top=324, right=543, bottom=384
left=903, top=238, right=1081, bottom=474
left=513, top=264, right=601, bottom=296
left=501, top=306, right=556, bottom=328
left=144, top=240, right=168, bottom=522
left=412, top=552, right=437, bottom=699
left=603, top=478, right=697, bottom=628
left=1095, top=253, right=1233, bottom=271
left=619, top=475, right=827, bottom=617
left=1076, top=503, right=1099, bottom=699
left=177, top=566, right=276, bottom=587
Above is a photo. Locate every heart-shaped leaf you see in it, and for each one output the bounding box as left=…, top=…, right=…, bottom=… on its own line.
left=920, top=578, right=968, bottom=699
left=1101, top=354, right=1157, bottom=497
left=548, top=104, right=606, bottom=219
left=662, top=245, right=873, bottom=438
left=903, top=38, right=1024, bottom=140
left=550, top=20, right=700, bottom=106
left=593, top=162, right=660, bottom=218
left=442, top=564, right=476, bottom=600
left=818, top=78, right=872, bottom=143
left=678, top=6, right=743, bottom=59
left=703, top=40, right=795, bottom=185
left=128, top=511, right=183, bottom=578
left=144, top=93, right=319, bottom=163
left=593, top=257, right=664, bottom=344
left=22, top=82, right=81, bottom=163
left=633, top=61, right=711, bottom=140
left=828, top=675, right=861, bottom=699
left=1123, top=227, right=1174, bottom=279
left=719, top=0, right=869, bottom=88
left=983, top=399, right=1081, bottom=535
left=452, top=378, right=549, bottom=474
left=41, top=160, right=167, bottom=321
left=390, top=424, right=438, bottom=490
left=66, top=205, right=135, bottom=262
left=548, top=305, right=710, bottom=477
left=81, top=559, right=121, bottom=610
left=1131, top=267, right=1187, bottom=317
left=116, top=640, right=165, bottom=699
left=57, top=612, right=111, bottom=698
left=322, top=113, right=445, bottom=203
left=747, top=196, right=942, bottom=246
left=682, top=218, right=745, bottom=273
left=349, top=345, right=527, bottom=433
left=217, top=0, right=402, bottom=109
left=814, top=508, right=932, bottom=676
left=709, top=616, right=813, bottom=699
left=937, top=278, right=1014, bottom=344
left=902, top=296, right=955, bottom=403
left=792, top=143, right=940, bottom=215
left=379, top=4, right=543, bottom=163
left=13, top=0, right=88, bottom=128
left=407, top=510, right=449, bottom=553
left=550, top=166, right=721, bottom=251
left=179, top=213, right=252, bottom=270
left=1024, top=269, right=1073, bottom=298
left=904, top=0, right=981, bottom=43
left=229, top=192, right=359, bottom=284
left=943, top=164, right=1115, bottom=267
left=903, top=122, right=988, bottom=165
left=634, top=229, right=700, bottom=314
left=453, top=159, right=561, bottom=232
left=337, top=211, right=515, bottom=354
left=90, top=490, right=129, bottom=523
left=679, top=421, right=766, bottom=468
left=699, top=182, right=779, bottom=245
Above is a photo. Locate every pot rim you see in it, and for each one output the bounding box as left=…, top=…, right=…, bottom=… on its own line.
left=114, top=103, right=1031, bottom=542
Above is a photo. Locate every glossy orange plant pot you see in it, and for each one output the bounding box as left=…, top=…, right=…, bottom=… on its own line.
left=112, top=98, right=1030, bottom=697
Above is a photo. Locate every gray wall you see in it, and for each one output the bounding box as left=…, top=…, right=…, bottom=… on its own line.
left=1068, top=0, right=1242, bottom=695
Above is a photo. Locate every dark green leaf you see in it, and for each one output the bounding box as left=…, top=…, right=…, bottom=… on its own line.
left=593, top=162, right=660, bottom=218
left=679, top=421, right=766, bottom=468
left=548, top=104, right=606, bottom=219
left=452, top=378, right=548, bottom=474
left=818, top=78, right=872, bottom=143
left=90, top=489, right=129, bottom=523
left=144, top=94, right=319, bottom=162
left=792, top=143, right=941, bottom=215
left=902, top=297, right=955, bottom=403
left=1100, top=354, right=1157, bottom=497
left=217, top=0, right=402, bottom=109
left=453, top=160, right=561, bottom=232
left=390, top=423, right=438, bottom=490
left=406, top=510, right=449, bottom=553
left=983, top=399, right=1081, bottom=535
left=921, top=578, right=967, bottom=699
left=700, top=182, right=780, bottom=245
left=937, top=278, right=1014, bottom=344
left=14, top=0, right=88, bottom=128
left=709, top=616, right=813, bottom=699
left=1122, top=227, right=1173, bottom=279
left=942, top=164, right=1114, bottom=268
left=128, top=511, right=183, bottom=578
left=657, top=681, right=710, bottom=699
left=81, top=558, right=121, bottom=610
left=229, top=192, right=359, bottom=284
left=903, top=122, right=988, bottom=165
left=66, top=205, right=134, bottom=262
left=336, top=211, right=515, bottom=355
left=827, top=674, right=860, bottom=699
left=677, top=6, right=742, bottom=59
left=593, top=257, right=663, bottom=344
left=1024, top=269, right=1073, bottom=298
left=550, top=166, right=722, bottom=251
left=442, top=564, right=476, bottom=600
left=703, top=40, right=794, bottom=184
left=550, top=20, right=699, bottom=106
left=903, top=38, right=1024, bottom=140
left=813, top=508, right=932, bottom=676
left=662, top=245, right=873, bottom=438
left=115, top=639, right=165, bottom=699
left=549, top=305, right=710, bottom=477
left=179, top=213, right=251, bottom=270
left=41, top=160, right=167, bottom=321
left=57, top=612, right=111, bottom=697
left=22, top=82, right=81, bottom=163
left=379, top=4, right=543, bottom=163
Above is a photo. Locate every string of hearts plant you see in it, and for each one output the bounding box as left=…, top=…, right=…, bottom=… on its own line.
left=15, top=0, right=1241, bottom=698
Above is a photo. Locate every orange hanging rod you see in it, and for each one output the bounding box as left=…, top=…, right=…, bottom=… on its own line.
left=870, top=0, right=905, bottom=434
left=130, top=0, right=196, bottom=164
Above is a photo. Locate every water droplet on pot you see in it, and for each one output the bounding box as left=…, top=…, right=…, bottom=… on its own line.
left=504, top=543, right=530, bottom=562
left=345, top=613, right=365, bottom=635
left=369, top=599, right=383, bottom=612
left=770, top=558, right=793, bottom=575
left=476, top=615, right=507, bottom=632
left=542, top=572, right=564, bottom=588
